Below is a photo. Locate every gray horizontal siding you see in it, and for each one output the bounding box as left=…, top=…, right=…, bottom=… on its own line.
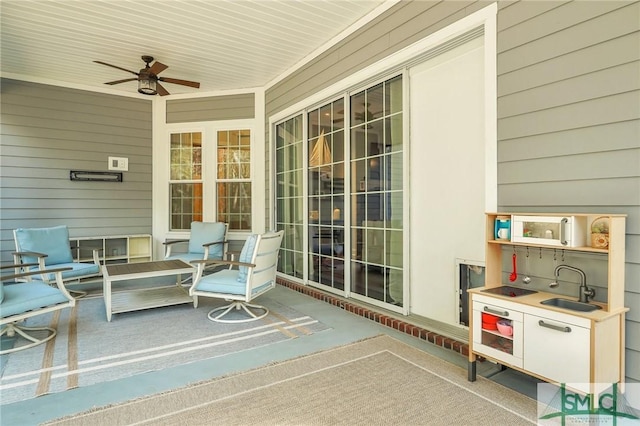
left=498, top=62, right=640, bottom=118
left=498, top=2, right=638, bottom=74
left=166, top=93, right=255, bottom=123
left=499, top=92, right=639, bottom=140
left=496, top=0, right=640, bottom=382
left=266, top=0, right=484, bottom=116
left=0, top=78, right=153, bottom=262
left=498, top=121, right=639, bottom=161
left=499, top=32, right=640, bottom=98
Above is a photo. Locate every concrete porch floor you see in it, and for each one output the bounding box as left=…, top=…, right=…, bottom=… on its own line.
left=0, top=281, right=538, bottom=425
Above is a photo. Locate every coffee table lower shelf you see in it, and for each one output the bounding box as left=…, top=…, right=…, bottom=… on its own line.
left=110, top=286, right=194, bottom=316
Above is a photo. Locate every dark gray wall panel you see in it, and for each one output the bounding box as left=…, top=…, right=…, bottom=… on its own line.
left=166, top=93, right=255, bottom=123
left=0, top=78, right=153, bottom=262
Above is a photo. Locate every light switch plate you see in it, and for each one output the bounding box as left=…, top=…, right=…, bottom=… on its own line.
left=108, top=157, right=128, bottom=171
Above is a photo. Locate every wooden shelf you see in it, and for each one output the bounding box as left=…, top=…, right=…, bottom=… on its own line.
left=487, top=239, right=609, bottom=254
left=484, top=212, right=626, bottom=312
left=71, top=234, right=152, bottom=265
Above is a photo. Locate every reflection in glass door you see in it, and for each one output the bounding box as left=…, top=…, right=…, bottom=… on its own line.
left=350, top=76, right=403, bottom=305
left=274, top=74, right=404, bottom=307
left=308, top=99, right=345, bottom=291
left=275, top=116, right=304, bottom=279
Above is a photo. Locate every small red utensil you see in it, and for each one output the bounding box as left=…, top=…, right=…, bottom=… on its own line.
left=509, top=253, right=518, bottom=282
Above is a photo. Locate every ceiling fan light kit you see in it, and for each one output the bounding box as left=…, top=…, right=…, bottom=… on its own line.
left=94, top=55, right=200, bottom=96
left=137, top=71, right=157, bottom=95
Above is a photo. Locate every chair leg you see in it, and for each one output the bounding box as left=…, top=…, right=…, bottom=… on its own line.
left=0, top=323, right=57, bottom=355
left=207, top=301, right=269, bottom=323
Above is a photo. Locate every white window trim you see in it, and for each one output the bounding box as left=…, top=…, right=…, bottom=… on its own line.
left=153, top=102, right=264, bottom=257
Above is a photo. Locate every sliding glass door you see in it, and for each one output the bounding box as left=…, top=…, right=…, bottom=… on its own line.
left=275, top=116, right=304, bottom=279
left=275, top=75, right=404, bottom=307
left=308, top=99, right=345, bottom=291
left=350, top=76, right=404, bottom=305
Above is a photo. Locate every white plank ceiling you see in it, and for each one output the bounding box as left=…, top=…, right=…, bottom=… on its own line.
left=1, top=0, right=392, bottom=97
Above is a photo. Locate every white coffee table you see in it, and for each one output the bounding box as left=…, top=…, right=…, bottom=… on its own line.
left=102, top=259, right=195, bottom=321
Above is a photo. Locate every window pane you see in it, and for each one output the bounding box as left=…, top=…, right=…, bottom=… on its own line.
left=169, top=132, right=203, bottom=231
left=387, top=115, right=403, bottom=152
left=385, top=75, right=403, bottom=115
left=216, top=129, right=252, bottom=231
left=170, top=182, right=202, bottom=230
left=217, top=182, right=251, bottom=231
left=218, top=130, right=251, bottom=179
left=333, top=98, right=344, bottom=132
left=170, top=132, right=202, bottom=180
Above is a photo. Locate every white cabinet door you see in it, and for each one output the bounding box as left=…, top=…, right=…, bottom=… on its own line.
left=524, top=313, right=590, bottom=386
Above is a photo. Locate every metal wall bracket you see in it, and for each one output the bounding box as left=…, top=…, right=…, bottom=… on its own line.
left=70, top=170, right=123, bottom=182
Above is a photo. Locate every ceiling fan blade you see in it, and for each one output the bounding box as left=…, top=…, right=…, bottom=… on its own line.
left=159, top=77, right=200, bottom=88
left=105, top=78, right=138, bottom=85
left=149, top=61, right=168, bottom=75
left=93, top=61, right=139, bottom=76
left=156, top=82, right=170, bottom=96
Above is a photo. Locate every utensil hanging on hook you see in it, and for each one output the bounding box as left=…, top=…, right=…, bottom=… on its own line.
left=509, top=253, right=518, bottom=282
left=522, top=248, right=531, bottom=284
left=549, top=249, right=559, bottom=288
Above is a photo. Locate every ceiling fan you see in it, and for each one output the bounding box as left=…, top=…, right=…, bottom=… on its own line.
left=94, top=55, right=200, bottom=96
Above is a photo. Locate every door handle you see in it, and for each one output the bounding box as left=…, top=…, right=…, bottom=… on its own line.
left=538, top=320, right=571, bottom=333
left=560, top=217, right=569, bottom=246
left=484, top=306, right=508, bottom=317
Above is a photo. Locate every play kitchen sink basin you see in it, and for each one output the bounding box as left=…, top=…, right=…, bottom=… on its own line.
left=540, top=298, right=602, bottom=312
left=481, top=286, right=538, bottom=297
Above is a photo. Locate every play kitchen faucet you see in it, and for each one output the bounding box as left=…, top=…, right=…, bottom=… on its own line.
left=551, top=265, right=595, bottom=303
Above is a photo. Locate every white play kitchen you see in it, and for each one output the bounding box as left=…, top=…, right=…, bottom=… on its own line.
left=468, top=212, right=628, bottom=400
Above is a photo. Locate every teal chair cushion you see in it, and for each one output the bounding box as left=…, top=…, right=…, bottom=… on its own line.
left=237, top=234, right=258, bottom=283
left=194, top=269, right=244, bottom=295
left=194, top=269, right=270, bottom=296
left=30, top=262, right=100, bottom=282
left=1, top=282, right=69, bottom=318
left=14, top=225, right=73, bottom=266
left=0, top=282, right=4, bottom=304
left=188, top=222, right=226, bottom=259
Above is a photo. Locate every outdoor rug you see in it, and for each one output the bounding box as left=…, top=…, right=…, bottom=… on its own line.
left=46, top=335, right=537, bottom=425
left=0, top=288, right=330, bottom=405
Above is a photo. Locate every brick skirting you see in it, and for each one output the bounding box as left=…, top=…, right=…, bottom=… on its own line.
left=276, top=277, right=469, bottom=357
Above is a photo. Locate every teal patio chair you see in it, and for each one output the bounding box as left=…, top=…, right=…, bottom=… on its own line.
left=163, top=221, right=229, bottom=264
left=190, top=230, right=284, bottom=323
left=1, top=264, right=76, bottom=355
left=13, top=225, right=102, bottom=297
